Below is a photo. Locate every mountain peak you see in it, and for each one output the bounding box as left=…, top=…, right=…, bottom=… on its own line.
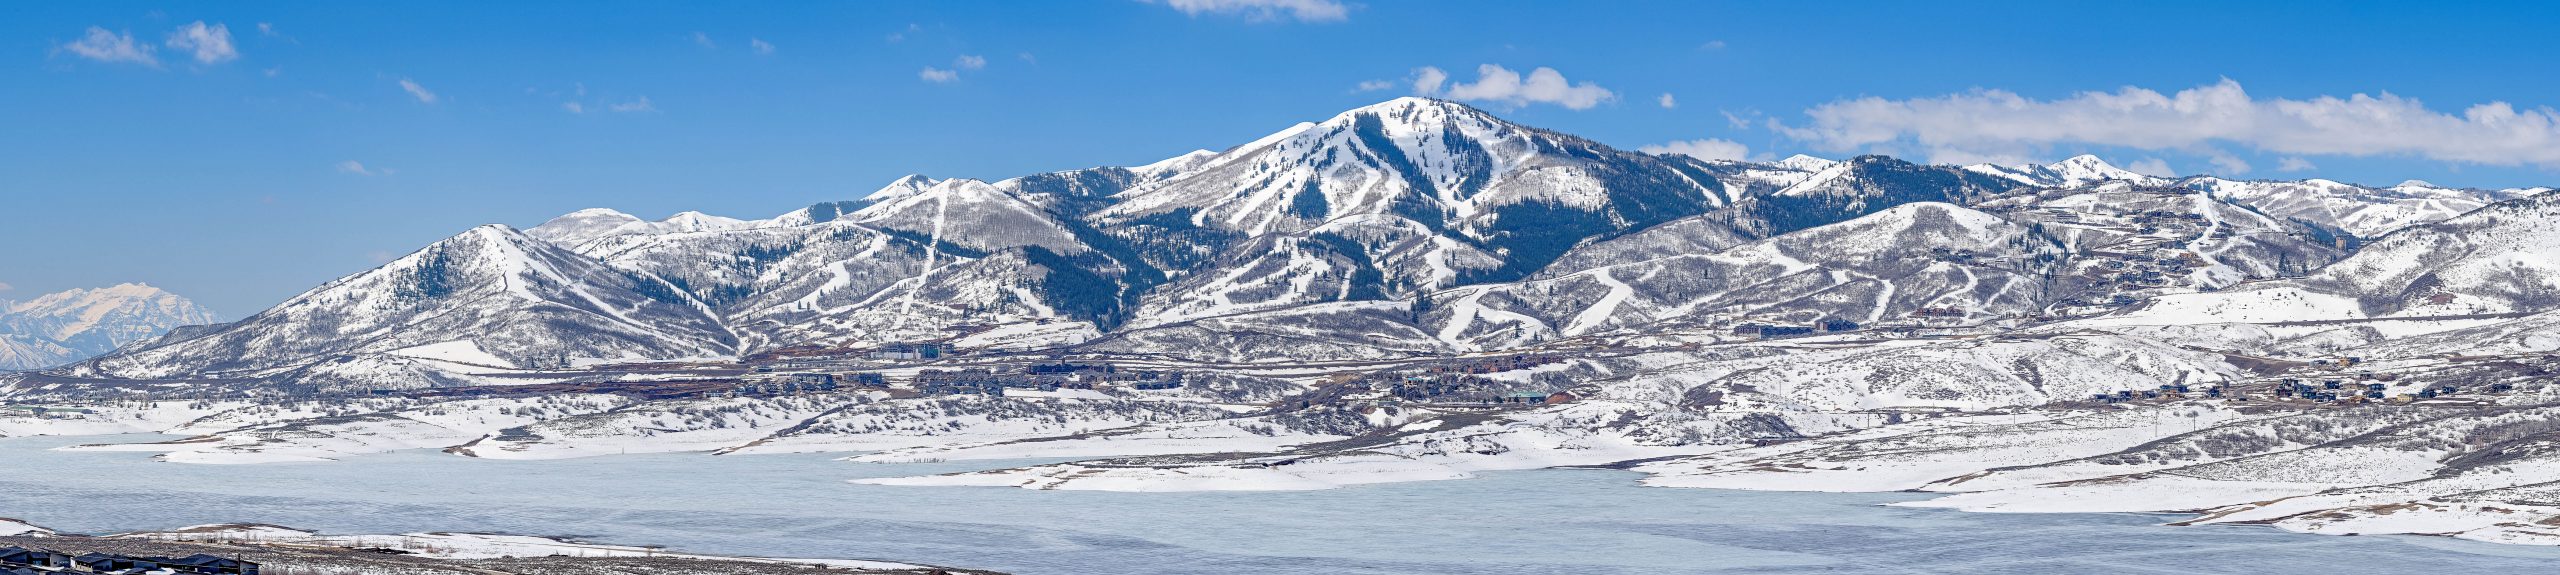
left=525, top=209, right=643, bottom=245
left=0, top=281, right=219, bottom=370
left=2042, top=154, right=2162, bottom=186
left=1775, top=154, right=1839, bottom=172
left=865, top=174, right=944, bottom=201
left=1322, top=96, right=1498, bottom=131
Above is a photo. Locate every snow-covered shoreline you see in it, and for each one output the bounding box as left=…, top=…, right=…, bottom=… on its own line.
left=1, top=519, right=949, bottom=572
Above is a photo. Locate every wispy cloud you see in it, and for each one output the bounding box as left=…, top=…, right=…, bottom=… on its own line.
left=2276, top=156, right=2316, bottom=172
left=886, top=23, right=919, bottom=43
left=58, top=27, right=159, bottom=66
left=607, top=97, right=657, bottom=113
left=563, top=101, right=585, bottom=114
left=750, top=38, right=775, bottom=55
left=337, top=160, right=381, bottom=176
left=1353, top=79, right=1395, bottom=92
left=691, top=31, right=716, bottom=49
left=256, top=22, right=277, bottom=36
left=397, top=77, right=438, bottom=104
left=1658, top=93, right=1677, bottom=109
left=955, top=54, right=987, bottom=70
left=1774, top=79, right=2560, bottom=168
left=1720, top=109, right=1755, bottom=130
left=1410, top=64, right=1614, bottom=110
left=919, top=67, right=959, bottom=83
left=1699, top=40, right=1727, bottom=50
left=166, top=21, right=237, bottom=64
left=1152, top=0, right=1349, bottom=22
left=2125, top=158, right=2176, bottom=177
left=1641, top=138, right=1751, bottom=162
left=0, top=281, right=14, bottom=293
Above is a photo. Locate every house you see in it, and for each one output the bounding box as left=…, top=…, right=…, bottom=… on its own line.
left=0, top=548, right=70, bottom=569
left=162, top=554, right=260, bottom=575
left=0, top=549, right=259, bottom=575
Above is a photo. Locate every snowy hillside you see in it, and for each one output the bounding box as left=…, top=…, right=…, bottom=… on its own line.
left=72, top=225, right=737, bottom=381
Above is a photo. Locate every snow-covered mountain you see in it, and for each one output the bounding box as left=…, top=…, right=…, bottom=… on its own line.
left=73, top=225, right=736, bottom=382
left=52, top=97, right=2553, bottom=385
left=1964, top=154, right=2173, bottom=188
left=25, top=97, right=2560, bottom=550
left=0, top=283, right=216, bottom=371
left=2181, top=177, right=2547, bottom=242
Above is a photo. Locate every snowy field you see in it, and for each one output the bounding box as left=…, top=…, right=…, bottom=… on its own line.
left=4, top=435, right=2558, bottom=575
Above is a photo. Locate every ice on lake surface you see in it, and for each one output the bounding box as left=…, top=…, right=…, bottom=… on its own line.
left=6, top=434, right=2558, bottom=574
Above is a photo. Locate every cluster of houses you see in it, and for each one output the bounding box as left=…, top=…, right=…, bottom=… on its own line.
left=1349, top=356, right=1573, bottom=407
left=1730, top=319, right=1862, bottom=340
left=731, top=372, right=849, bottom=396
left=1370, top=373, right=1574, bottom=406
left=2273, top=378, right=2513, bottom=404
left=911, top=362, right=1185, bottom=397
left=2131, top=209, right=2211, bottom=236
left=0, top=547, right=255, bottom=575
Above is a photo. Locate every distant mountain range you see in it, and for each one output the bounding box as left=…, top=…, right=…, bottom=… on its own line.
left=0, top=283, right=215, bottom=371
left=51, top=96, right=2550, bottom=385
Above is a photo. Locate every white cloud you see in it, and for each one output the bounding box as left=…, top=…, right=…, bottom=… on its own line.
left=1410, top=67, right=1448, bottom=96
left=256, top=22, right=276, bottom=36
left=562, top=102, right=585, bottom=114
left=1154, top=0, right=1348, bottom=22
left=955, top=54, right=986, bottom=70
left=59, top=27, right=158, bottom=66
left=608, top=97, right=656, bottom=113
left=397, top=78, right=438, bottom=104
left=691, top=31, right=716, bottom=49
left=1411, top=64, right=1615, bottom=110
left=1658, top=93, right=1677, bottom=109
left=919, top=67, right=959, bottom=83
left=2125, top=158, right=2176, bottom=177
left=750, top=38, right=775, bottom=55
left=1354, top=79, right=1395, bottom=92
left=1018, top=52, right=1037, bottom=63
left=262, top=66, right=281, bottom=77
left=166, top=21, right=237, bottom=64
left=2276, top=156, right=2317, bottom=172
left=1774, top=79, right=2560, bottom=168
left=337, top=160, right=378, bottom=176
left=1641, top=138, right=1751, bottom=162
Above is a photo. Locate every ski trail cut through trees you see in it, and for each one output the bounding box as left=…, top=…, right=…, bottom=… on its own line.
left=895, top=191, right=953, bottom=328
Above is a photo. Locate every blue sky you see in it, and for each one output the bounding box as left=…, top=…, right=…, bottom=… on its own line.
left=8, top=0, right=2560, bottom=316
